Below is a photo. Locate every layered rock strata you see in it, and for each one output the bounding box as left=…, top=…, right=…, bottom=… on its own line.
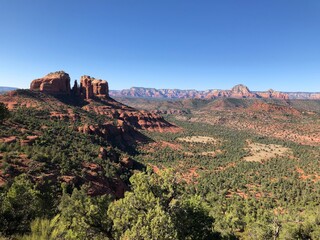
left=30, top=71, right=71, bottom=94
left=30, top=71, right=109, bottom=100
left=80, top=75, right=109, bottom=99
left=110, top=84, right=290, bottom=99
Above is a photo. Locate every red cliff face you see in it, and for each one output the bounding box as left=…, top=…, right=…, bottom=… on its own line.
left=110, top=85, right=291, bottom=99
left=30, top=71, right=71, bottom=94
left=230, top=84, right=257, bottom=98
left=310, top=93, right=320, bottom=99
left=256, top=89, right=288, bottom=99
left=30, top=72, right=109, bottom=100
left=80, top=75, right=109, bottom=99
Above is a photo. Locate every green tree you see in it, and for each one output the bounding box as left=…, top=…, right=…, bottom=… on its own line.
left=108, top=170, right=217, bottom=240
left=120, top=203, right=177, bottom=240
left=19, top=218, right=56, bottom=240
left=242, top=222, right=273, bottom=240
left=52, top=186, right=113, bottom=240
left=0, top=174, right=42, bottom=235
left=20, top=186, right=113, bottom=240
left=171, top=195, right=218, bottom=240
left=108, top=172, right=176, bottom=239
left=0, top=102, right=9, bottom=123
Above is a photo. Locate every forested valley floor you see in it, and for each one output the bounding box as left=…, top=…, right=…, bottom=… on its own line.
left=0, top=95, right=320, bottom=239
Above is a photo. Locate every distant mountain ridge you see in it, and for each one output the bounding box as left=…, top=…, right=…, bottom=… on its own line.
left=285, top=92, right=320, bottom=99
left=2, top=85, right=320, bottom=99
left=110, top=84, right=320, bottom=100
left=0, top=86, right=17, bottom=94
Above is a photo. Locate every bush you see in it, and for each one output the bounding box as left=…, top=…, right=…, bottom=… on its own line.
left=0, top=102, right=9, bottom=122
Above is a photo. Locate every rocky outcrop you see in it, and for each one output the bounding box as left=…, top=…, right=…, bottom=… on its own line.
left=27, top=72, right=319, bottom=100
left=0, top=136, right=17, bottom=144
left=248, top=102, right=300, bottom=115
left=205, top=89, right=229, bottom=99
left=78, top=121, right=150, bottom=150
left=80, top=75, right=109, bottom=99
left=71, top=80, right=80, bottom=96
left=256, top=89, right=288, bottom=99
left=230, top=84, right=257, bottom=98
left=30, top=72, right=109, bottom=99
left=123, top=111, right=178, bottom=132
left=30, top=71, right=71, bottom=94
left=20, top=136, right=39, bottom=146
left=81, top=98, right=180, bottom=133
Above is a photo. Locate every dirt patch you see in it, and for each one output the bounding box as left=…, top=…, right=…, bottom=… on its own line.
left=190, top=110, right=320, bottom=146
left=201, top=149, right=223, bottom=156
left=145, top=141, right=182, bottom=151
left=296, top=167, right=320, bottom=182
left=226, top=190, right=248, bottom=199
left=200, top=151, right=216, bottom=156
left=184, top=149, right=222, bottom=157
left=150, top=163, right=199, bottom=184
left=214, top=162, right=237, bottom=171
left=159, top=141, right=182, bottom=150
left=152, top=165, right=161, bottom=174
left=177, top=136, right=218, bottom=144
left=180, top=167, right=199, bottom=184
left=243, top=141, right=292, bottom=163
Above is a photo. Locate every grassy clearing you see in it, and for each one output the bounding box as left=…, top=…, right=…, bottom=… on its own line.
left=243, top=141, right=292, bottom=162
left=177, top=136, right=218, bottom=144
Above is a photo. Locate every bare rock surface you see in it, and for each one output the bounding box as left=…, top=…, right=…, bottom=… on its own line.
left=30, top=71, right=71, bottom=94
left=80, top=75, right=109, bottom=99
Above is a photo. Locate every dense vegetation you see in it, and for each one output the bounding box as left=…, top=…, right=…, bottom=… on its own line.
left=0, top=103, right=9, bottom=123
left=137, top=116, right=320, bottom=239
left=0, top=99, right=320, bottom=239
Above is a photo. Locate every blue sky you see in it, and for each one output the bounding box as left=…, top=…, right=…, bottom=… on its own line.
left=0, top=0, right=319, bottom=91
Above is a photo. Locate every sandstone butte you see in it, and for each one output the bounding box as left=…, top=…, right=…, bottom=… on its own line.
left=200, top=84, right=288, bottom=99
left=26, top=71, right=179, bottom=133
left=30, top=71, right=109, bottom=100
left=30, top=71, right=71, bottom=94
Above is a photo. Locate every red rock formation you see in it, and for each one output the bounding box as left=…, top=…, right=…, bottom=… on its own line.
left=256, top=89, right=288, bottom=99
left=248, top=102, right=300, bottom=115
left=110, top=85, right=293, bottom=100
left=30, top=71, right=71, bottom=94
left=205, top=89, right=230, bottom=99
left=71, top=80, right=80, bottom=96
left=80, top=75, right=109, bottom=99
left=230, top=84, right=257, bottom=98
left=78, top=121, right=150, bottom=150
left=20, top=136, right=39, bottom=146
left=0, top=136, right=17, bottom=144
left=310, top=93, right=320, bottom=99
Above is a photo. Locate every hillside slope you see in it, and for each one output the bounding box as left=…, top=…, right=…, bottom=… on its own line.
left=0, top=89, right=178, bottom=197
left=0, top=87, right=17, bottom=94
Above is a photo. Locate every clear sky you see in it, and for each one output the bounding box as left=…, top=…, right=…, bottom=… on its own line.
left=0, top=0, right=319, bottom=92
